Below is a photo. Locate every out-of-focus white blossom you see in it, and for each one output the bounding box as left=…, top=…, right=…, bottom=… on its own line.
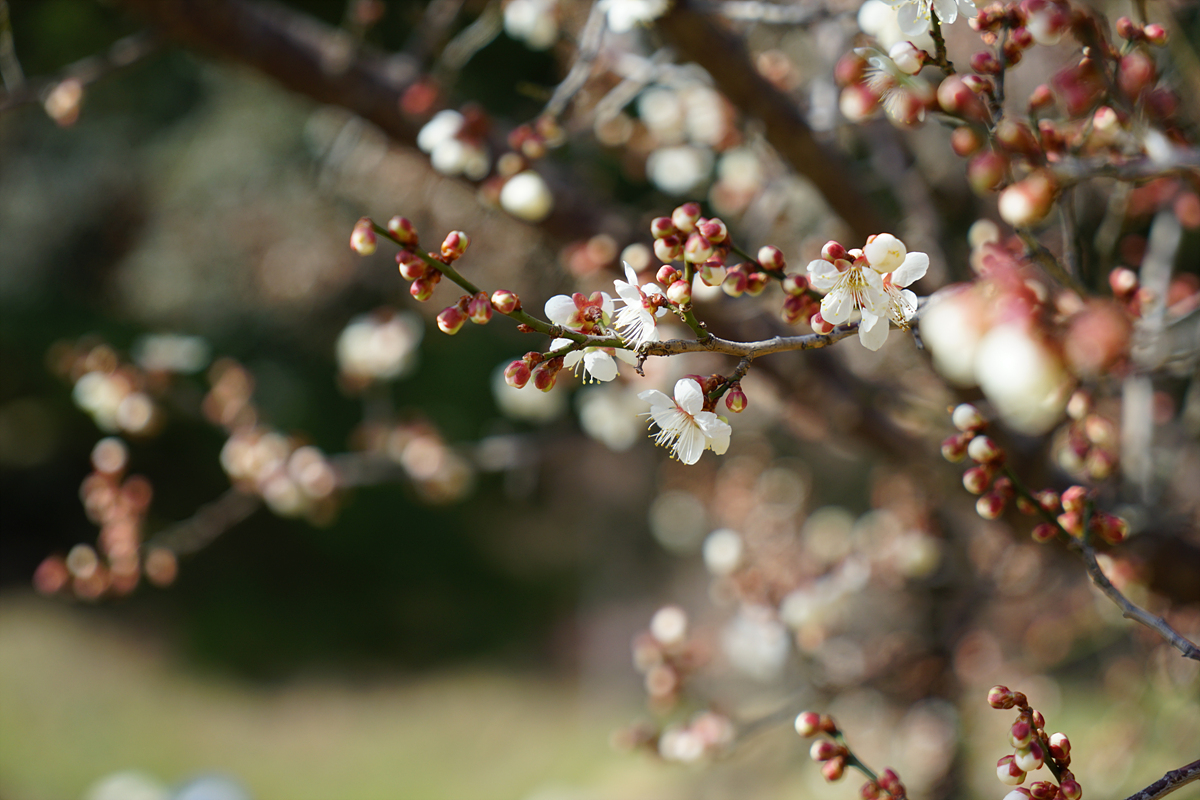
left=336, top=312, right=423, bottom=382
left=976, top=323, right=1071, bottom=434
left=417, top=109, right=490, bottom=179
left=650, top=604, right=688, bottom=646
left=500, top=170, right=554, bottom=222
left=503, top=0, right=559, bottom=50
left=646, top=145, right=713, bottom=196
left=857, top=0, right=935, bottom=51
left=600, top=0, right=669, bottom=33
left=920, top=286, right=985, bottom=385
left=885, top=0, right=977, bottom=37
left=132, top=334, right=210, bottom=374
left=703, top=528, right=743, bottom=575
left=578, top=384, right=644, bottom=450
left=721, top=605, right=790, bottom=681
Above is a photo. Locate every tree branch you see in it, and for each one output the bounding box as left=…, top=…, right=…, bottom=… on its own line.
left=1121, top=759, right=1200, bottom=800
left=640, top=324, right=860, bottom=358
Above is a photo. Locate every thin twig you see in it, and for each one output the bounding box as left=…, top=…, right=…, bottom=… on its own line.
left=690, top=0, right=829, bottom=25
left=542, top=0, right=608, bottom=119
left=640, top=325, right=860, bottom=359
left=1049, top=148, right=1200, bottom=186
left=1014, top=229, right=1087, bottom=295
left=1058, top=187, right=1081, bottom=282
left=145, top=488, right=261, bottom=556
left=1120, top=759, right=1200, bottom=800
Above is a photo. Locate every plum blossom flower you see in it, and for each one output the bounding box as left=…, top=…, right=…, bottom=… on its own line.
left=857, top=47, right=935, bottom=125
left=613, top=262, right=667, bottom=347
left=638, top=378, right=731, bottom=464
left=551, top=338, right=638, bottom=382
left=599, top=0, right=669, bottom=33
left=544, top=291, right=614, bottom=334
left=885, top=0, right=977, bottom=37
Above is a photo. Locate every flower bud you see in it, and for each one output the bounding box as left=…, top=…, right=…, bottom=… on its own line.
left=1092, top=512, right=1128, bottom=544
left=1144, top=23, right=1168, bottom=46
left=758, top=245, right=787, bottom=272
left=1118, top=50, right=1157, bottom=99
left=997, top=755, right=1027, bottom=786
left=963, top=465, right=993, bottom=495
left=746, top=269, right=770, bottom=295
left=683, top=232, right=714, bottom=264
left=410, top=273, right=440, bottom=301
left=725, top=385, right=747, bottom=413
left=440, top=230, right=470, bottom=261
left=885, top=86, right=928, bottom=126
left=1010, top=719, right=1033, bottom=748
left=967, top=435, right=1004, bottom=464
left=467, top=292, right=493, bottom=324
left=977, top=492, right=1007, bottom=519
left=996, top=119, right=1041, bottom=158
left=657, top=265, right=680, bottom=286
left=951, top=126, right=985, bottom=157
left=971, top=51, right=1002, bottom=75
left=794, top=711, right=821, bottom=737
left=878, top=769, right=901, bottom=792
left=698, top=218, right=728, bottom=243
left=999, top=170, right=1058, bottom=227
left=810, top=311, right=834, bottom=335
left=504, top=359, right=531, bottom=388
left=1015, top=741, right=1045, bottom=773
left=722, top=270, right=748, bottom=297
left=968, top=151, right=1008, bottom=195
left=672, top=202, right=702, bottom=234
left=938, top=75, right=989, bottom=121
left=1061, top=485, right=1088, bottom=513
left=810, top=740, right=840, bottom=762
left=860, top=781, right=881, bottom=799
left=839, top=84, right=881, bottom=122
left=350, top=219, right=377, bottom=255
left=942, top=432, right=972, bottom=462
left=1115, top=16, right=1138, bottom=40
left=1029, top=83, right=1055, bottom=111
left=387, top=216, right=419, bottom=245
left=397, top=250, right=428, bottom=281
left=1010, top=26, right=1034, bottom=49
left=1028, top=782, right=1057, bottom=800
left=989, top=685, right=1015, bottom=709
left=1049, top=732, right=1071, bottom=760
left=699, top=261, right=727, bottom=287
left=1002, top=791, right=1033, bottom=800
left=781, top=294, right=809, bottom=325
left=889, top=41, right=925, bottom=74
left=654, top=235, right=684, bottom=263
left=1109, top=267, right=1138, bottom=299
left=1058, top=779, right=1082, bottom=800
left=782, top=273, right=808, bottom=295
left=651, top=217, right=677, bottom=239
left=667, top=279, right=692, bottom=305
left=834, top=51, right=869, bottom=86
left=532, top=356, right=563, bottom=392
left=437, top=305, right=466, bottom=335
left=952, top=404, right=986, bottom=432
left=821, top=756, right=846, bottom=782
left=1031, top=523, right=1058, bottom=543
left=1029, top=708, right=1043, bottom=728
left=491, top=289, right=520, bottom=314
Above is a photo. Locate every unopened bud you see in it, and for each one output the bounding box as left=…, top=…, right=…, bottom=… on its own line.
left=794, top=711, right=821, bottom=737
left=971, top=51, right=1002, bottom=75
left=437, top=305, right=466, bottom=335
left=657, top=265, right=680, bottom=285
left=1115, top=16, right=1138, bottom=40
left=468, top=292, right=493, bottom=324
left=810, top=740, right=840, bottom=762
left=1029, top=83, right=1055, bottom=110
left=782, top=274, right=808, bottom=295
left=672, top=202, right=702, bottom=234
left=1144, top=23, right=1168, bottom=45
left=350, top=219, right=377, bottom=255
left=977, top=492, right=1007, bottom=519
left=1010, top=719, right=1033, bottom=748
left=504, top=359, right=531, bottom=388
left=821, top=241, right=847, bottom=262
left=532, top=357, right=563, bottom=392
left=821, top=756, right=846, bottom=782
left=1092, top=512, right=1128, bottom=544
left=952, top=126, right=985, bottom=157
left=722, top=270, right=748, bottom=297
left=938, top=75, right=989, bottom=121
left=810, top=311, right=835, bottom=335
left=1058, top=779, right=1082, bottom=800
left=387, top=216, right=419, bottom=245
left=667, top=279, right=692, bottom=305
left=860, top=781, right=881, bottom=799
left=683, top=232, right=714, bottom=264
left=397, top=250, right=428, bottom=281
left=878, top=769, right=901, bottom=792
left=889, top=40, right=925, bottom=74
left=963, top=465, right=993, bottom=495
left=1002, top=791, right=1033, bottom=800
left=440, top=230, right=470, bottom=261
left=758, top=245, right=787, bottom=272
left=1118, top=51, right=1157, bottom=98
left=1049, top=732, right=1071, bottom=760
left=997, top=755, right=1027, bottom=786
left=1028, top=782, right=1057, bottom=800
left=996, top=119, right=1041, bottom=158
left=491, top=289, right=520, bottom=314
left=410, top=273, right=440, bottom=301
left=952, top=403, right=986, bottom=432
left=651, top=217, right=677, bottom=239
left=654, top=235, right=683, bottom=263
left=725, top=386, right=747, bottom=413
left=698, top=218, right=728, bottom=243
left=988, top=685, right=1015, bottom=709
left=781, top=294, right=809, bottom=325
left=968, top=151, right=1008, bottom=195
left=942, top=432, right=972, bottom=462
left=999, top=170, right=1058, bottom=227
left=1109, top=267, right=1138, bottom=298
left=1061, top=485, right=1088, bottom=513
left=699, top=261, right=727, bottom=287
left=1031, top=523, right=1058, bottom=543
left=1014, top=741, right=1045, bottom=773
left=967, top=435, right=1004, bottom=464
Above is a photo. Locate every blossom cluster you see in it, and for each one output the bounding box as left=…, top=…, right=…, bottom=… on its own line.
left=795, top=711, right=907, bottom=797
left=988, top=686, right=1082, bottom=800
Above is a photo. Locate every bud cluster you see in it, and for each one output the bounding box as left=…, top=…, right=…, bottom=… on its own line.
left=1053, top=391, right=1119, bottom=480
left=632, top=605, right=707, bottom=712
left=794, top=711, right=907, bottom=797
left=988, top=687, right=1081, bottom=800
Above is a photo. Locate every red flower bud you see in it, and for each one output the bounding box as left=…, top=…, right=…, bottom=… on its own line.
left=651, top=216, right=677, bottom=239
left=410, top=272, right=441, bottom=301
left=440, top=230, right=470, bottom=261
left=1031, top=522, right=1058, bottom=543
left=977, top=492, right=1007, bottom=519
left=656, top=265, right=680, bottom=286
left=386, top=215, right=419, bottom=245
left=671, top=202, right=702, bottom=234
left=999, top=169, right=1058, bottom=227
left=963, top=465, right=994, bottom=495
left=654, top=235, right=683, bottom=263
left=698, top=218, right=728, bottom=243
left=467, top=292, right=493, bottom=324
left=794, top=711, right=822, bottom=737
left=667, top=279, right=692, bottom=305
left=350, top=218, right=377, bottom=255
left=968, top=151, right=1008, bottom=195
left=437, top=305, right=466, bottom=335
left=758, top=245, right=787, bottom=272
left=725, top=385, right=747, bottom=413
left=810, top=311, right=834, bottom=335
left=683, top=232, right=714, bottom=264
left=504, top=359, right=531, bottom=388
left=821, top=756, right=846, bottom=782
left=988, top=685, right=1015, bottom=709
left=491, top=289, right=520, bottom=314
left=938, top=75, right=990, bottom=121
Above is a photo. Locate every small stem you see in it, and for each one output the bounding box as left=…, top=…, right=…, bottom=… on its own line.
left=994, top=26, right=1009, bottom=110
left=1121, top=759, right=1200, bottom=800
left=1059, top=187, right=1082, bottom=282
left=930, top=14, right=955, bottom=74
left=1014, top=229, right=1087, bottom=295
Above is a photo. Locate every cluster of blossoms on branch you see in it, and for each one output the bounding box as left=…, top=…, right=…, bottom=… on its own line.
left=989, top=686, right=1082, bottom=800
left=795, top=710, right=907, bottom=798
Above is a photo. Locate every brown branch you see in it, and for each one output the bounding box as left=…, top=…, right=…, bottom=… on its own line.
left=1049, top=148, right=1200, bottom=187
left=145, top=488, right=261, bottom=556
left=1121, top=759, right=1200, bottom=800
left=640, top=323, right=860, bottom=359
left=654, top=0, right=887, bottom=242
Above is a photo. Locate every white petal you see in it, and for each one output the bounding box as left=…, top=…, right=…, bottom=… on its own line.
left=894, top=288, right=919, bottom=323
left=859, top=268, right=888, bottom=313
left=958, top=0, right=978, bottom=17
left=614, top=348, right=639, bottom=365
left=674, top=422, right=706, bottom=464
left=584, top=351, right=618, bottom=381
left=545, top=295, right=577, bottom=325
left=858, top=310, right=890, bottom=350
left=623, top=262, right=639, bottom=284
left=897, top=3, right=929, bottom=35
left=892, top=252, right=930, bottom=286
left=821, top=286, right=855, bottom=324
left=674, top=379, right=705, bottom=415
left=639, top=388, right=673, bottom=409
left=599, top=292, right=616, bottom=317
left=563, top=349, right=585, bottom=369
left=807, top=259, right=840, bottom=292
left=550, top=337, right=573, bottom=350
left=696, top=412, right=731, bottom=454
left=934, top=0, right=958, bottom=23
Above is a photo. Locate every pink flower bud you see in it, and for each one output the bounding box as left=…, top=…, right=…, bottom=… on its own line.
left=834, top=51, right=869, bottom=87
left=860, top=781, right=881, bottom=799
left=350, top=219, right=377, bottom=255
left=971, top=51, right=1003, bottom=74
left=504, top=359, right=531, bottom=388
left=1061, top=485, right=1088, bottom=513
left=1109, top=267, right=1138, bottom=298
left=1029, top=83, right=1055, bottom=110
left=968, top=151, right=1008, bottom=195
left=386, top=215, right=419, bottom=245
left=1028, top=782, right=1057, bottom=800
left=698, top=218, right=728, bottom=243
left=1091, top=512, right=1128, bottom=544
left=967, top=435, right=1004, bottom=464
left=722, top=270, right=748, bottom=297
left=839, top=84, right=881, bottom=123
left=1010, top=719, right=1033, bottom=748
left=1011, top=26, right=1034, bottom=49
left=1015, top=741, right=1045, bottom=773
left=977, top=492, right=1007, bottom=519
left=491, top=289, right=520, bottom=314
left=758, top=245, right=787, bottom=272
left=467, top=292, right=493, bottom=324
left=942, top=432, right=972, bottom=462
left=999, top=170, right=1058, bottom=227
left=1049, top=732, right=1071, bottom=760
left=963, top=465, right=994, bottom=495
left=1031, top=523, right=1058, bottom=543
left=989, top=685, right=1015, bottom=709
left=683, top=232, right=714, bottom=264
left=672, top=202, right=702, bottom=234
left=997, top=755, right=1027, bottom=785
left=821, top=241, right=848, bottom=262
left=938, top=75, right=989, bottom=121
left=725, top=385, right=747, bottom=413
left=1030, top=709, right=1043, bottom=728
left=654, top=235, right=683, bottom=263
left=996, top=119, right=1041, bottom=158
left=1144, top=23, right=1168, bottom=46
left=952, top=126, right=985, bottom=157
left=878, top=769, right=901, bottom=792
left=657, top=265, right=680, bottom=285
left=699, top=261, right=727, bottom=287
left=1115, top=16, right=1138, bottom=40
left=782, top=273, right=808, bottom=295
left=952, top=404, right=986, bottom=432
left=1118, top=51, right=1157, bottom=99
left=1058, top=779, right=1082, bottom=800
left=810, top=740, right=840, bottom=762
left=437, top=305, right=466, bottom=335
left=532, top=356, right=564, bottom=392
left=810, top=311, right=834, bottom=335
left=667, top=279, right=692, bottom=305
left=821, top=756, right=846, bottom=782
left=440, top=230, right=470, bottom=261
left=651, top=216, right=677, bottom=239
left=1057, top=511, right=1083, bottom=536
left=794, top=711, right=821, bottom=737
left=781, top=294, right=809, bottom=325
left=397, top=250, right=428, bottom=281
left=410, top=273, right=440, bottom=301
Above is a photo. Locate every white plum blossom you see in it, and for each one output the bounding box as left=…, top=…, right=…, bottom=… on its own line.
left=599, top=0, right=669, bottom=33
left=639, top=378, right=731, bottom=465
left=886, top=0, right=978, bottom=37
left=613, top=261, right=667, bottom=347
left=544, top=291, right=614, bottom=334
left=550, top=338, right=637, bottom=382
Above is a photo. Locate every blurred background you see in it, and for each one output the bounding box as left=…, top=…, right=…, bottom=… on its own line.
left=1, top=1, right=1198, bottom=799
